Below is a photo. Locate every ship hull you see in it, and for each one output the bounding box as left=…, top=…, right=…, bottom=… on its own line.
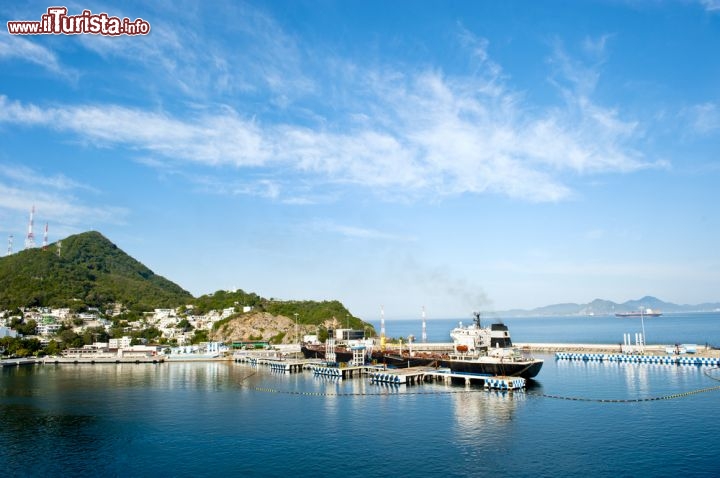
left=439, top=357, right=544, bottom=379
left=301, top=344, right=354, bottom=363
left=376, top=353, right=439, bottom=368
left=615, top=312, right=662, bottom=317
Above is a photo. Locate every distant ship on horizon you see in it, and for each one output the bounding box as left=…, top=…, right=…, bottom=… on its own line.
left=615, top=308, right=662, bottom=318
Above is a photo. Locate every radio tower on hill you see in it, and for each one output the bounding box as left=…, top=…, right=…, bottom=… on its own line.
left=42, top=223, right=49, bottom=250
left=6, top=235, right=13, bottom=256
left=24, top=205, right=36, bottom=249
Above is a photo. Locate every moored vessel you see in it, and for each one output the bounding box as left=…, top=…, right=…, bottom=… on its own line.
left=301, top=343, right=354, bottom=363
left=438, top=313, right=543, bottom=379
left=376, top=313, right=543, bottom=378
left=615, top=308, right=662, bottom=318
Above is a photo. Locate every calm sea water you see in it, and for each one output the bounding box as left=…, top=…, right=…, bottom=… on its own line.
left=372, top=312, right=720, bottom=346
left=2, top=314, right=720, bottom=477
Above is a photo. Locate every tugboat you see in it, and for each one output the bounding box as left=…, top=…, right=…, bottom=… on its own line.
left=438, top=313, right=543, bottom=379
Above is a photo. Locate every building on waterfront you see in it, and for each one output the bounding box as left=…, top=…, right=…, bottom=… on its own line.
left=334, top=329, right=365, bottom=341
left=36, top=322, right=62, bottom=336
left=0, top=326, right=18, bottom=338
left=109, top=336, right=132, bottom=349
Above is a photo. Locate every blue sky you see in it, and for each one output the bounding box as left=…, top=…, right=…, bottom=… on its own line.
left=1, top=1, right=718, bottom=319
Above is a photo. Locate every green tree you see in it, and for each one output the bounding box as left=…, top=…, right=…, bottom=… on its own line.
left=177, top=318, right=194, bottom=332
left=45, top=340, right=61, bottom=356
left=14, top=319, right=38, bottom=336
left=191, top=329, right=209, bottom=344
left=318, top=326, right=329, bottom=343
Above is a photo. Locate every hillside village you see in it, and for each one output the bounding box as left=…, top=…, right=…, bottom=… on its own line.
left=0, top=299, right=368, bottom=360
left=0, top=301, right=253, bottom=355
left=0, top=230, right=370, bottom=358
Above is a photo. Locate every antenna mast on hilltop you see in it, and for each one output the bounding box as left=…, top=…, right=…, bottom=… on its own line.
left=42, top=223, right=49, bottom=250
left=56, top=240, right=62, bottom=258
left=6, top=234, right=13, bottom=256
left=24, top=205, right=35, bottom=249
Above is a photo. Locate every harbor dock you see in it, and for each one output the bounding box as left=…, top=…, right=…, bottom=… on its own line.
left=234, top=352, right=529, bottom=390
left=41, top=356, right=164, bottom=364
left=515, top=342, right=719, bottom=356
left=369, top=366, right=526, bottom=389
left=1, top=357, right=38, bottom=367
left=555, top=352, right=720, bottom=366
left=234, top=354, right=323, bottom=372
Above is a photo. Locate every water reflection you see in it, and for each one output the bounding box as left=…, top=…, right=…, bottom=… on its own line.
left=548, top=355, right=715, bottom=400
left=450, top=387, right=523, bottom=431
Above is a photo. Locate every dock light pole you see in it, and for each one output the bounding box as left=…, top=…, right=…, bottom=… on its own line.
left=640, top=310, right=646, bottom=350
left=294, top=313, right=299, bottom=344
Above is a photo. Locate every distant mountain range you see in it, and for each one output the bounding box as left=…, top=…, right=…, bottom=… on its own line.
left=498, top=296, right=720, bottom=317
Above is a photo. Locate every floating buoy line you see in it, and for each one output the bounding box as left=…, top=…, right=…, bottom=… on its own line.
left=240, top=366, right=720, bottom=404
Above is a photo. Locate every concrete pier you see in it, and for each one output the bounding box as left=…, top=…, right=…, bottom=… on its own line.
left=1, top=357, right=38, bottom=367
left=517, top=342, right=719, bottom=357
left=40, top=357, right=163, bottom=364
left=370, top=366, right=436, bottom=384
left=556, top=352, right=720, bottom=366
left=312, top=364, right=376, bottom=379
left=369, top=366, right=527, bottom=389
left=235, top=355, right=322, bottom=372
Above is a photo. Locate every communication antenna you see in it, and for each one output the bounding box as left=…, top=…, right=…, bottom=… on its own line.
left=380, top=305, right=386, bottom=351
left=56, top=240, right=62, bottom=258
left=6, top=234, right=13, bottom=256
left=380, top=305, right=385, bottom=338
left=42, top=223, right=49, bottom=250
left=24, top=205, right=35, bottom=249
left=421, top=306, right=427, bottom=343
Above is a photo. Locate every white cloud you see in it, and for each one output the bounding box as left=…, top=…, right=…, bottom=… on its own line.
left=72, top=1, right=314, bottom=102
left=684, top=102, right=720, bottom=135
left=0, top=164, right=128, bottom=239
left=700, top=0, right=720, bottom=12
left=0, top=32, right=77, bottom=81
left=318, top=221, right=416, bottom=242
left=0, top=97, right=269, bottom=167
left=0, top=24, right=659, bottom=204
left=0, top=163, right=97, bottom=192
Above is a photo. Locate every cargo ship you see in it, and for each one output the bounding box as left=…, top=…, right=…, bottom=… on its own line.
left=378, top=313, right=543, bottom=378
left=615, top=308, right=662, bottom=318
left=437, top=314, right=543, bottom=379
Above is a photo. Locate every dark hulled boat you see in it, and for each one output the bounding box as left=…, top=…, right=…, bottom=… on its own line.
left=615, top=308, right=662, bottom=318
left=375, top=351, right=439, bottom=368
left=438, top=353, right=544, bottom=378
left=301, top=343, right=354, bottom=363
left=439, top=314, right=543, bottom=379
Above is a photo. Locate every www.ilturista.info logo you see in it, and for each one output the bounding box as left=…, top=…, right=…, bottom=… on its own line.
left=7, top=7, right=150, bottom=36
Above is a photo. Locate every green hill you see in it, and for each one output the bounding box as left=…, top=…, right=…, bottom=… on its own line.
left=192, top=289, right=369, bottom=330
left=0, top=230, right=372, bottom=333
left=0, top=231, right=192, bottom=311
